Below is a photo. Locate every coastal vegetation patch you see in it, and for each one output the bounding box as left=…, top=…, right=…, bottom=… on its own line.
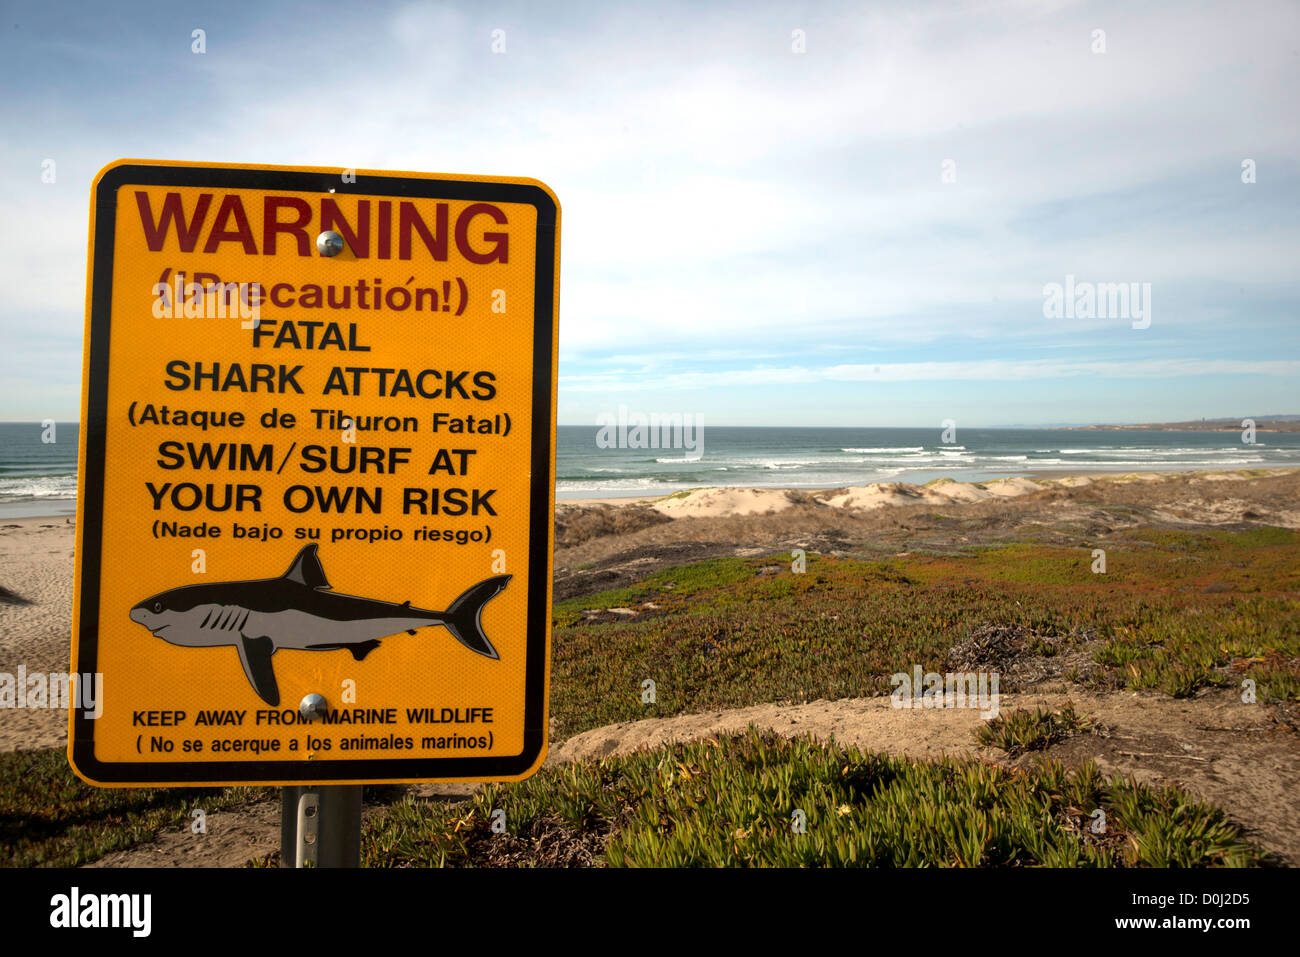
left=363, top=728, right=1258, bottom=868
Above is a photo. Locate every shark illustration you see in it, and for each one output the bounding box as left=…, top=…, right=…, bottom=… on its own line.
left=129, top=544, right=509, bottom=706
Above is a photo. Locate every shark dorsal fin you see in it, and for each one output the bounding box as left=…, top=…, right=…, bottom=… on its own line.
left=282, top=544, right=331, bottom=589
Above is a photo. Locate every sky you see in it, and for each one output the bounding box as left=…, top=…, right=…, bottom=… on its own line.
left=1, top=0, right=1296, bottom=426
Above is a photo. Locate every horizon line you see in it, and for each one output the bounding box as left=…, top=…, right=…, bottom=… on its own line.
left=3, top=416, right=1297, bottom=429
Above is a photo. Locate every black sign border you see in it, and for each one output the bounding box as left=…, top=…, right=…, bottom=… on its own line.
left=72, top=162, right=556, bottom=784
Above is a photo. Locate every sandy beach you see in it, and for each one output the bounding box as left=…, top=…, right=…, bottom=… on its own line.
left=0, top=516, right=76, bottom=750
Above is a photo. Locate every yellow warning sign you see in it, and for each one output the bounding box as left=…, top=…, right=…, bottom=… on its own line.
left=70, top=160, right=559, bottom=786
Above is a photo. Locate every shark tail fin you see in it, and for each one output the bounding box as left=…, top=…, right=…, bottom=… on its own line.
left=442, top=575, right=511, bottom=660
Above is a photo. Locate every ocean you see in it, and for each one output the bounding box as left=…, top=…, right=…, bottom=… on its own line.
left=555, top=425, right=1300, bottom=498
left=0, top=422, right=80, bottom=517
left=2, top=422, right=1298, bottom=515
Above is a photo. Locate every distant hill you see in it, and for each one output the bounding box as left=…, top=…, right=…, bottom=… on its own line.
left=1067, top=416, right=1300, bottom=432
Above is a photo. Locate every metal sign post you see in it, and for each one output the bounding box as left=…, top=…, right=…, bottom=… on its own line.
left=279, top=692, right=361, bottom=867
left=280, top=785, right=362, bottom=868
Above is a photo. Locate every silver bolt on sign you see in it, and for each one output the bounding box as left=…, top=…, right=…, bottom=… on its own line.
left=316, top=230, right=345, bottom=256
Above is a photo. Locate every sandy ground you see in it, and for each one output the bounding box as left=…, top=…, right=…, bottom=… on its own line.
left=0, top=517, right=76, bottom=750
left=85, top=800, right=283, bottom=868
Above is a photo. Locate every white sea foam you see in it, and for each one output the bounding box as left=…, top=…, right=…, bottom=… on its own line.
left=0, top=475, right=78, bottom=501
left=840, top=446, right=924, bottom=453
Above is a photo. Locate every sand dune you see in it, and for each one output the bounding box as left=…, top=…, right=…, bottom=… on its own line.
left=652, top=487, right=802, bottom=517
left=644, top=469, right=1292, bottom=519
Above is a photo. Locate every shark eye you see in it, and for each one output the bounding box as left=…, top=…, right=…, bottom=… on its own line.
left=153, top=602, right=162, bottom=613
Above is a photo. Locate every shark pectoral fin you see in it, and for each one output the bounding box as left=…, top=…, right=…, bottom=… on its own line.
left=236, top=634, right=280, bottom=706
left=303, top=639, right=380, bottom=660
